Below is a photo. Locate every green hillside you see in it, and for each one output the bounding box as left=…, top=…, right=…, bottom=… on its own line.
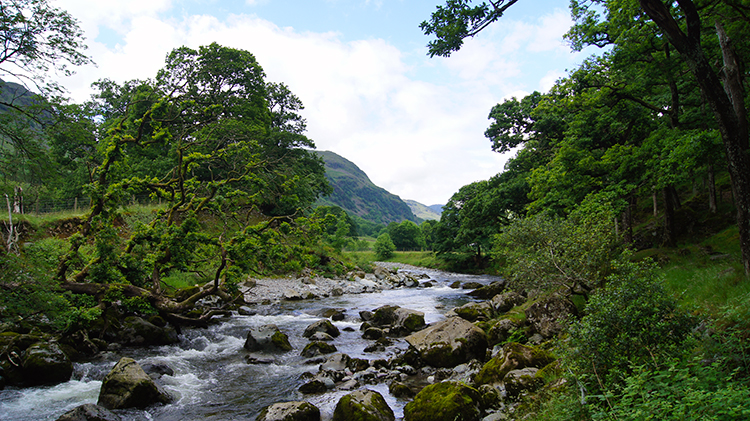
left=405, top=199, right=441, bottom=221
left=314, top=150, right=417, bottom=224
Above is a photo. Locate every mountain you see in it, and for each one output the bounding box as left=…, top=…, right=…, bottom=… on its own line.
left=405, top=200, right=442, bottom=221
left=314, top=150, right=417, bottom=224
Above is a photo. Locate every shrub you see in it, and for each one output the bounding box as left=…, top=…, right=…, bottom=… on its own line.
left=374, top=233, right=395, bottom=260
left=563, top=258, right=695, bottom=396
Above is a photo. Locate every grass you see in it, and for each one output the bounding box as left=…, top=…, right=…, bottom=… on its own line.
left=343, top=250, right=444, bottom=270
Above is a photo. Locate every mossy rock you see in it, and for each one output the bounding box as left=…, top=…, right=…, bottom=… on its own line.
left=301, top=341, right=337, bottom=358
left=98, top=357, right=172, bottom=409
left=332, top=389, right=394, bottom=421
left=403, top=381, right=483, bottom=421
left=174, top=286, right=201, bottom=302
left=303, top=320, right=340, bottom=338
left=474, top=342, right=555, bottom=386
left=256, top=401, right=320, bottom=421
left=271, top=330, right=293, bottom=351
left=22, top=342, right=73, bottom=386
left=453, top=302, right=493, bottom=322
left=389, top=381, right=416, bottom=398
left=299, top=379, right=327, bottom=394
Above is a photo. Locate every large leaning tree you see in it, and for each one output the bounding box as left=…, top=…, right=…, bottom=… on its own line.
left=423, top=0, right=750, bottom=275
left=56, top=43, right=331, bottom=325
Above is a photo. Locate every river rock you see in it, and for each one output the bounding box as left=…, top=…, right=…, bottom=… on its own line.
left=140, top=362, right=174, bottom=380
left=256, top=401, right=321, bottom=421
left=474, top=342, right=554, bottom=385
left=450, top=301, right=494, bottom=322
left=283, top=289, right=304, bottom=301
left=301, top=341, right=337, bottom=358
left=97, top=357, right=172, bottom=409
left=486, top=318, right=521, bottom=346
left=303, top=319, right=340, bottom=338
left=503, top=367, right=543, bottom=398
left=55, top=403, right=121, bottom=421
left=119, top=316, right=179, bottom=346
left=490, top=291, right=525, bottom=314
left=320, top=353, right=351, bottom=372
left=467, top=281, right=506, bottom=299
left=369, top=305, right=425, bottom=337
left=524, top=294, right=578, bottom=339
left=403, top=381, right=483, bottom=421
left=244, top=324, right=293, bottom=353
left=299, top=379, right=328, bottom=394
left=332, top=389, right=395, bottom=421
left=405, top=317, right=488, bottom=368
left=22, top=342, right=73, bottom=386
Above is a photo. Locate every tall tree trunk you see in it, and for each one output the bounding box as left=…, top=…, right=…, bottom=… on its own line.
left=623, top=195, right=635, bottom=245
left=707, top=163, right=718, bottom=213
left=639, top=0, right=750, bottom=275
left=662, top=187, right=677, bottom=247
left=652, top=190, right=658, bottom=217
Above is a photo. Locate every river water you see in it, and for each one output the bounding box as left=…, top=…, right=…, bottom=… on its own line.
left=0, top=268, right=500, bottom=421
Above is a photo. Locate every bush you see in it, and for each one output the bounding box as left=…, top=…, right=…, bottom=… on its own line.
left=374, top=233, right=395, bottom=260
left=563, top=258, right=695, bottom=396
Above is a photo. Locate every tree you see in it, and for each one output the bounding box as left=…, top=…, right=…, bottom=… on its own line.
left=0, top=0, right=92, bottom=95
left=55, top=43, right=331, bottom=324
left=374, top=233, right=396, bottom=260
left=387, top=220, right=424, bottom=251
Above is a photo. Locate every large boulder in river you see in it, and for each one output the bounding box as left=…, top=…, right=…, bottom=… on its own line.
left=490, top=291, right=525, bottom=314
left=450, top=301, right=494, bottom=322
left=524, top=294, right=578, bottom=339
left=22, top=342, right=73, bottom=386
left=55, top=403, right=121, bottom=421
left=244, top=324, right=292, bottom=353
left=119, top=316, right=179, bottom=346
left=98, top=357, right=172, bottom=409
left=303, top=319, right=340, bottom=339
left=256, top=401, right=321, bottom=421
left=332, top=389, right=395, bottom=421
left=403, top=381, right=483, bottom=421
left=369, top=305, right=425, bottom=337
left=405, top=317, right=487, bottom=368
left=467, top=281, right=506, bottom=299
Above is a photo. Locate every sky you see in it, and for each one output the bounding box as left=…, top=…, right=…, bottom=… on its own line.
left=48, top=0, right=596, bottom=206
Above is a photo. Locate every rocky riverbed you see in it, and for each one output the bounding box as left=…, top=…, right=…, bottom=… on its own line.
left=0, top=264, right=576, bottom=421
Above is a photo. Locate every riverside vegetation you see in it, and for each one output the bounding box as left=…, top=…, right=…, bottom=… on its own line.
left=2, top=0, right=750, bottom=419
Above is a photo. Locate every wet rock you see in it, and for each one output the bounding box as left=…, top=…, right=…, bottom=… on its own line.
left=256, top=401, right=320, bottom=421
left=246, top=356, right=275, bottom=364
left=388, top=381, right=416, bottom=398
left=303, top=320, right=340, bottom=339
left=359, top=310, right=374, bottom=322
left=320, top=353, right=351, bottom=372
left=369, top=305, right=425, bottom=337
left=404, top=381, right=483, bottom=421
left=405, top=317, right=488, bottom=368
left=332, top=389, right=395, bottom=421
left=308, top=332, right=335, bottom=342
left=363, top=327, right=385, bottom=340
left=22, top=342, right=73, bottom=386
left=140, top=362, right=174, bottom=380
left=462, top=282, right=483, bottom=290
left=55, top=403, right=121, bottom=421
left=524, top=294, right=577, bottom=339
left=301, top=341, right=337, bottom=358
left=299, top=379, right=327, bottom=394
left=315, top=308, right=347, bottom=321
left=244, top=324, right=293, bottom=353
left=474, top=342, right=554, bottom=386
left=468, top=281, right=506, bottom=299
left=97, top=357, right=172, bottom=409
left=119, top=316, right=179, bottom=346
left=449, top=281, right=461, bottom=289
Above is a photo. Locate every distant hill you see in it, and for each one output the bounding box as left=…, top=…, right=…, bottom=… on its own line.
left=405, top=200, right=442, bottom=221
left=314, top=150, right=417, bottom=225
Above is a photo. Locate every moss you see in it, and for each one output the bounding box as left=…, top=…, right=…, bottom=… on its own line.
left=402, top=313, right=425, bottom=332
left=332, top=390, right=394, bottom=421
left=300, top=341, right=337, bottom=358
left=474, top=342, right=555, bottom=385
left=271, top=330, right=293, bottom=351
left=403, top=381, right=482, bottom=421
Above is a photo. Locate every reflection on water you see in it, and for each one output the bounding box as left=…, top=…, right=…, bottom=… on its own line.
left=0, top=269, right=499, bottom=421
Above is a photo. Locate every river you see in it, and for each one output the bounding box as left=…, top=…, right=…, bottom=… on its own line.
left=0, top=268, right=500, bottom=421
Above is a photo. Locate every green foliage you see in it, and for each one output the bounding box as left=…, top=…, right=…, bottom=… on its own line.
left=493, top=207, right=619, bottom=294
left=563, top=259, right=695, bottom=396
left=373, top=233, right=395, bottom=260
left=387, top=220, right=423, bottom=251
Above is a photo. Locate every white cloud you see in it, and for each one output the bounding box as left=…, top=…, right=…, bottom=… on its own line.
left=46, top=1, right=577, bottom=205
